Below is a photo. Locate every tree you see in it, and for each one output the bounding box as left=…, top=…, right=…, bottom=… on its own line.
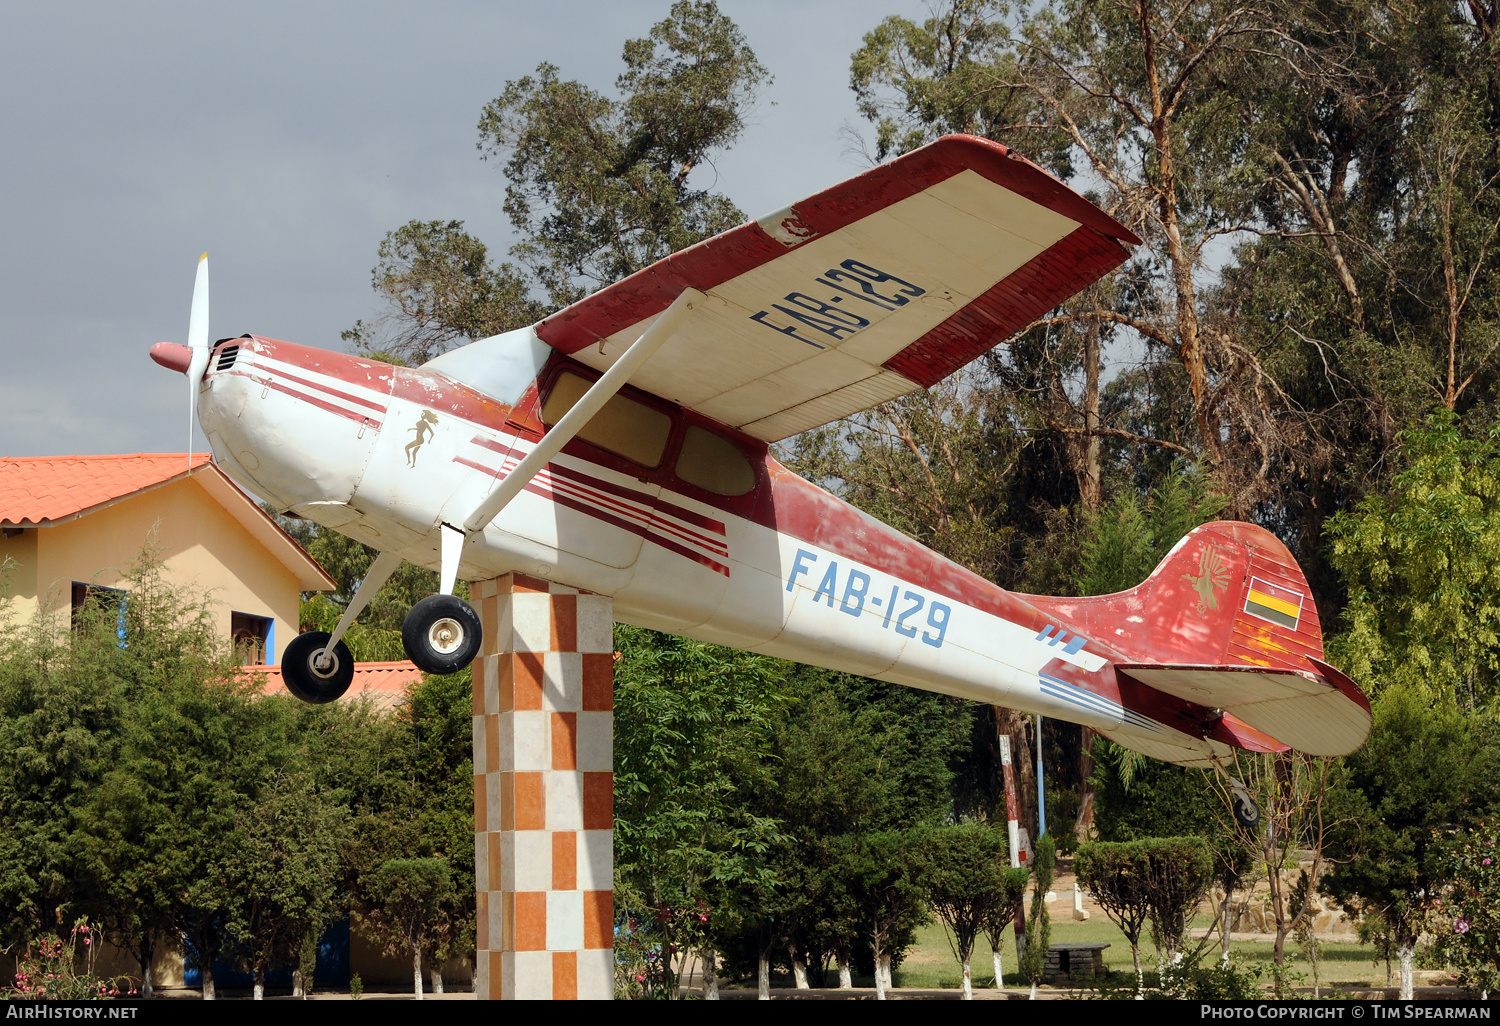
left=362, top=858, right=455, bottom=1000
left=1329, top=412, right=1500, bottom=709
left=917, top=821, right=1013, bottom=999
left=1075, top=839, right=1158, bottom=998
left=839, top=829, right=928, bottom=1000
left=343, top=220, right=543, bottom=365
left=477, top=1, right=769, bottom=309
left=1321, top=682, right=1500, bottom=999
left=1019, top=833, right=1054, bottom=999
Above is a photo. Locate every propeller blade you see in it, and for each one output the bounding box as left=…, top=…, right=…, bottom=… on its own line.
left=186, top=253, right=210, bottom=469
left=188, top=252, right=209, bottom=352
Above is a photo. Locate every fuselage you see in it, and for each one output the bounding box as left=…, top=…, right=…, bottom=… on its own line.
left=195, top=329, right=1259, bottom=758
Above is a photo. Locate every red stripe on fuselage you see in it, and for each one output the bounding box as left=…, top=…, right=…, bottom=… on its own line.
left=234, top=371, right=382, bottom=429
left=453, top=456, right=731, bottom=577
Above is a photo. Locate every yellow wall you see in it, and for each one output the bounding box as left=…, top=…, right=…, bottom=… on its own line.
left=0, top=527, right=40, bottom=626
left=2, top=477, right=301, bottom=663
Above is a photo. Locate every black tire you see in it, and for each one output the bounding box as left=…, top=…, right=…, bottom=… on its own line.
left=402, top=594, right=483, bottom=675
left=1233, top=792, right=1262, bottom=832
left=281, top=631, right=355, bottom=704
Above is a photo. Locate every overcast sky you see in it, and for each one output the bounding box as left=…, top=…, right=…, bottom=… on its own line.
left=0, top=0, right=931, bottom=457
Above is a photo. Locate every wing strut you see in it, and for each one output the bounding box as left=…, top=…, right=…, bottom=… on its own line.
left=452, top=287, right=704, bottom=545
left=315, top=548, right=404, bottom=669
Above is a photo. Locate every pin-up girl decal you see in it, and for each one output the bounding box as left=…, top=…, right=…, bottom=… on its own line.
left=405, top=410, right=438, bottom=467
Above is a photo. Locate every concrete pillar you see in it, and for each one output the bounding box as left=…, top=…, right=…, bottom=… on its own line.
left=472, top=573, right=614, bottom=1000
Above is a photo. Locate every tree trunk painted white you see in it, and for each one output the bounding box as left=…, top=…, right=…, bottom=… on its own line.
left=793, top=955, right=809, bottom=989
left=432, top=968, right=443, bottom=994
left=838, top=954, right=852, bottom=989
left=1398, top=943, right=1415, bottom=1001
left=202, top=965, right=215, bottom=1001
left=292, top=969, right=303, bottom=999
left=413, top=948, right=425, bottom=1001
left=254, top=969, right=264, bottom=1001
left=703, top=948, right=719, bottom=1000
left=874, top=947, right=887, bottom=1001
left=140, top=948, right=154, bottom=1001
left=758, top=952, right=770, bottom=1000
left=1029, top=980, right=1038, bottom=1000
left=1132, top=943, right=1144, bottom=1000
left=992, top=948, right=1004, bottom=990
left=962, top=959, right=973, bottom=1000
left=878, top=952, right=893, bottom=996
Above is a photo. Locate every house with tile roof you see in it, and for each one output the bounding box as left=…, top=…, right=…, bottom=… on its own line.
left=0, top=453, right=335, bottom=665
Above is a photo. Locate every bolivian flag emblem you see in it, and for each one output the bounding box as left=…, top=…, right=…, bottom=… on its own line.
left=1244, top=578, right=1303, bottom=630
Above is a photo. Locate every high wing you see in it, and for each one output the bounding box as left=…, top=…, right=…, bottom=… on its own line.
left=529, top=134, right=1139, bottom=442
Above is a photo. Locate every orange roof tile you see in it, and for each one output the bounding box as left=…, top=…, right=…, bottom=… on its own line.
left=0, top=453, right=212, bottom=526
left=242, top=661, right=425, bottom=712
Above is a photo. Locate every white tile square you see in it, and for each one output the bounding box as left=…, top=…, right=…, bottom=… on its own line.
left=512, top=594, right=553, bottom=652
left=482, top=655, right=500, bottom=715
left=576, top=595, right=614, bottom=653
left=486, top=772, right=503, bottom=832
left=576, top=713, right=612, bottom=772
left=472, top=715, right=487, bottom=775
left=511, top=950, right=552, bottom=999
left=544, top=651, right=582, bottom=711
left=577, top=949, right=614, bottom=999
left=578, top=830, right=613, bottom=892
left=545, top=771, right=584, bottom=831
left=547, top=890, right=584, bottom=952
left=511, top=711, right=549, bottom=772
left=513, top=830, right=552, bottom=892
left=474, top=832, right=489, bottom=892
left=498, top=830, right=516, bottom=891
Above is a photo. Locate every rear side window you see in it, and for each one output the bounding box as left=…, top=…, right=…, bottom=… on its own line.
left=541, top=370, right=673, bottom=468
left=675, top=426, right=756, bottom=496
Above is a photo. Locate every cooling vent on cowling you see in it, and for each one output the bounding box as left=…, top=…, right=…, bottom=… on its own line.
left=215, top=345, right=240, bottom=372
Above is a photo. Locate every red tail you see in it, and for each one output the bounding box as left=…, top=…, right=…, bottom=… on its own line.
left=1030, top=521, right=1325, bottom=673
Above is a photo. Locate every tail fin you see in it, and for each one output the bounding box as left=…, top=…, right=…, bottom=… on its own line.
left=1029, top=520, right=1326, bottom=674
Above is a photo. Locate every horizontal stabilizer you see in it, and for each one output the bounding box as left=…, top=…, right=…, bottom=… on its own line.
left=1115, top=662, right=1371, bottom=757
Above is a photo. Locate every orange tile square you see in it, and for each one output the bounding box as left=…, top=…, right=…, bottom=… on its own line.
left=473, top=775, right=486, bottom=832
left=552, top=952, right=577, bottom=1000
left=551, top=594, right=577, bottom=651
left=582, top=653, right=614, bottom=711
left=496, top=656, right=515, bottom=713
left=499, top=772, right=514, bottom=831
left=472, top=662, right=485, bottom=716
left=485, top=713, right=500, bottom=775
left=515, top=772, right=547, bottom=831
left=500, top=891, right=515, bottom=949
left=582, top=772, right=613, bottom=830
left=476, top=890, right=489, bottom=950
left=486, top=949, right=503, bottom=1000
left=513, top=573, right=550, bottom=594
left=551, top=712, right=578, bottom=770
left=552, top=831, right=577, bottom=891
left=487, top=832, right=503, bottom=895
left=514, top=652, right=545, bottom=710
left=515, top=891, right=548, bottom=951
left=582, top=890, right=613, bottom=949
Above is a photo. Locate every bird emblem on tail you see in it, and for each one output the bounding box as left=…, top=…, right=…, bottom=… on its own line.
left=1184, top=543, right=1230, bottom=613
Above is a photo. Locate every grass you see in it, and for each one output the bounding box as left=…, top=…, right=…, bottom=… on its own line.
left=887, top=910, right=1402, bottom=993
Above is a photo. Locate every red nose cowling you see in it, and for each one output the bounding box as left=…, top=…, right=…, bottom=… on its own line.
left=150, top=342, right=193, bottom=374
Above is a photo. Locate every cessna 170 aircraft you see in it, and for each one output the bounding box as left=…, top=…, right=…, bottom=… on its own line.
left=150, top=135, right=1370, bottom=795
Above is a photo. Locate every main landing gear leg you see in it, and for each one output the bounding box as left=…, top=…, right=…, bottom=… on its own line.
left=282, top=549, right=404, bottom=704
left=401, top=524, right=483, bottom=676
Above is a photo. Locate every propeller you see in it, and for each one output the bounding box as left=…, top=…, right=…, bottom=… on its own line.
left=148, top=253, right=210, bottom=471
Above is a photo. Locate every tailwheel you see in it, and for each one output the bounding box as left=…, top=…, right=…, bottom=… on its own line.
left=1233, top=790, right=1262, bottom=831
left=402, top=594, right=483, bottom=675
left=281, top=631, right=355, bottom=704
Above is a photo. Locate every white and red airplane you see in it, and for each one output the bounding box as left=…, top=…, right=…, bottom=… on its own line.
left=150, top=135, right=1370, bottom=798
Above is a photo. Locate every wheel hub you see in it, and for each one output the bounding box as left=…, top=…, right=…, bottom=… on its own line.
left=428, top=617, right=465, bottom=655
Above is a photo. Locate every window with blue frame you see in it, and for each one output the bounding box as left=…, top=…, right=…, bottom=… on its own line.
left=71, top=582, right=127, bottom=646
left=232, top=611, right=274, bottom=666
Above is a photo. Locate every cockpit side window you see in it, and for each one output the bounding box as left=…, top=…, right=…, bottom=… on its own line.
left=540, top=370, right=673, bottom=468
left=674, top=425, right=756, bottom=496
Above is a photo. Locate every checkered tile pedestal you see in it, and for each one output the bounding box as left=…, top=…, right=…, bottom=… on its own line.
left=471, top=574, right=614, bottom=1000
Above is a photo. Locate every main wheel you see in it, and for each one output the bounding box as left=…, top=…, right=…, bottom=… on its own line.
left=281, top=631, right=355, bottom=704
left=1233, top=791, right=1262, bottom=832
left=402, top=594, right=483, bottom=675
